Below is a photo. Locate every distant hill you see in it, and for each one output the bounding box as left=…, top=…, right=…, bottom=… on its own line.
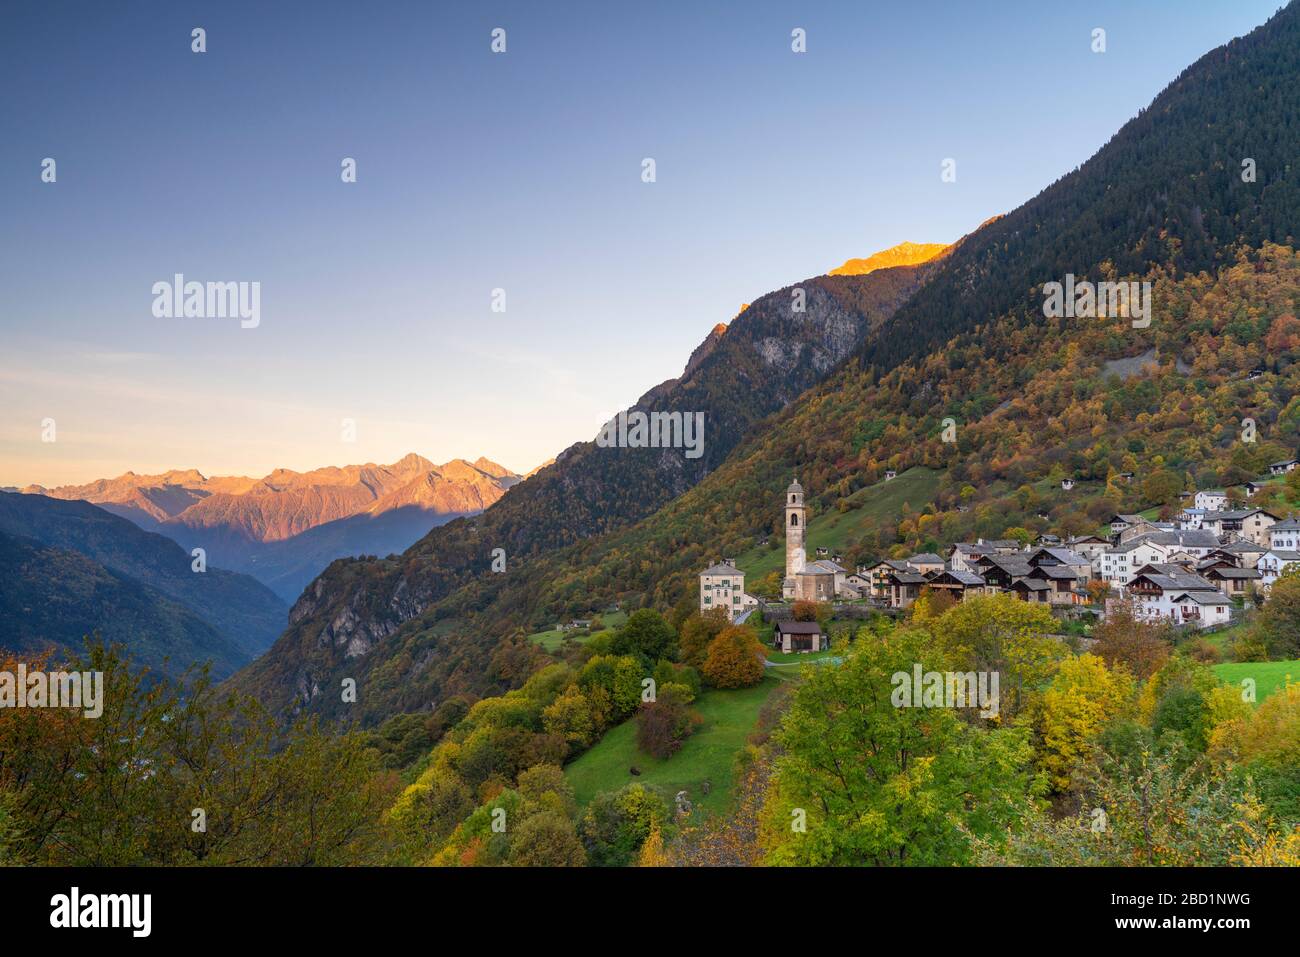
left=0, top=528, right=247, bottom=679
left=22, top=454, right=521, bottom=601
left=0, top=492, right=287, bottom=668
left=239, top=505, right=472, bottom=602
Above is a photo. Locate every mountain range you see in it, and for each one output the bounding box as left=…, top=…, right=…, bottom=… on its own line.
left=22, top=454, right=521, bottom=602
left=224, top=2, right=1300, bottom=727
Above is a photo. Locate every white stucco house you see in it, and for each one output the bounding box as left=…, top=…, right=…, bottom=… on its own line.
left=1268, top=517, right=1300, bottom=551
left=1258, top=549, right=1300, bottom=590
left=1169, top=591, right=1233, bottom=628
left=1194, top=489, right=1229, bottom=511
left=1199, top=508, right=1278, bottom=546
left=1126, top=564, right=1232, bottom=629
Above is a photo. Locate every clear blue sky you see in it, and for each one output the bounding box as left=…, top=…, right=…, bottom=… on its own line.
left=0, top=0, right=1282, bottom=485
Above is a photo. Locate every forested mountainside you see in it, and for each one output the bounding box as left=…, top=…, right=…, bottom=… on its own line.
left=233, top=2, right=1300, bottom=727
left=228, top=251, right=948, bottom=717
left=0, top=493, right=286, bottom=665
left=855, top=2, right=1300, bottom=375
left=0, top=530, right=248, bottom=680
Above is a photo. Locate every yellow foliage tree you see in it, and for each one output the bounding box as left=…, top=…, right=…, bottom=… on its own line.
left=1208, top=681, right=1300, bottom=768
left=927, top=593, right=1064, bottom=718
left=638, top=825, right=670, bottom=866
left=1037, top=653, right=1134, bottom=792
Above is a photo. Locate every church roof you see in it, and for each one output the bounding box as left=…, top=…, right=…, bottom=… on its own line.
left=787, top=477, right=803, bottom=493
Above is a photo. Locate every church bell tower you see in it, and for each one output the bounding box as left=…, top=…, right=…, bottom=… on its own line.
left=785, top=478, right=806, bottom=580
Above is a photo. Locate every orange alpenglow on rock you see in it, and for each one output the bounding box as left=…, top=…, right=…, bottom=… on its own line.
left=828, top=241, right=951, bottom=276
left=22, top=454, right=522, bottom=543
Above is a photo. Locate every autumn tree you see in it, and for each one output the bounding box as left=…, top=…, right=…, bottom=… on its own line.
left=541, top=685, right=597, bottom=751
left=0, top=643, right=395, bottom=867
left=979, top=742, right=1287, bottom=866
left=791, top=601, right=823, bottom=622
left=1249, top=566, right=1300, bottom=658
left=386, top=765, right=475, bottom=859
left=578, top=654, right=645, bottom=726
left=1085, top=579, right=1112, bottom=605
left=638, top=825, right=670, bottom=866
left=926, top=594, right=1064, bottom=718
left=652, top=660, right=701, bottom=700
left=432, top=768, right=584, bottom=867
left=579, top=783, right=671, bottom=867
left=701, top=625, right=766, bottom=689
left=611, top=609, right=678, bottom=665
left=1209, top=682, right=1300, bottom=819
left=1036, top=653, right=1134, bottom=792
left=1141, top=468, right=1184, bottom=508
left=761, top=626, right=1034, bottom=865
left=1091, top=601, right=1173, bottom=680
left=677, top=608, right=729, bottom=668
left=911, top=587, right=956, bottom=621
left=636, top=683, right=702, bottom=759
left=507, top=810, right=587, bottom=866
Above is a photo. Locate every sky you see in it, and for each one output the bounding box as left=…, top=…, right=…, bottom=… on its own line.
left=0, top=0, right=1284, bottom=486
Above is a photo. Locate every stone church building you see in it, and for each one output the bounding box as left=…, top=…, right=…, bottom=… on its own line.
left=697, top=479, right=853, bottom=617
left=781, top=479, right=849, bottom=601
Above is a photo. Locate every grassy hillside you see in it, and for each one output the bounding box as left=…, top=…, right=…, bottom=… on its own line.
left=1212, top=659, right=1299, bottom=701
left=563, top=677, right=780, bottom=818
left=527, top=610, right=627, bottom=652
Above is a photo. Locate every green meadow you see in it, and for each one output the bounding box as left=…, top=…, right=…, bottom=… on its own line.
left=563, top=677, right=780, bottom=818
